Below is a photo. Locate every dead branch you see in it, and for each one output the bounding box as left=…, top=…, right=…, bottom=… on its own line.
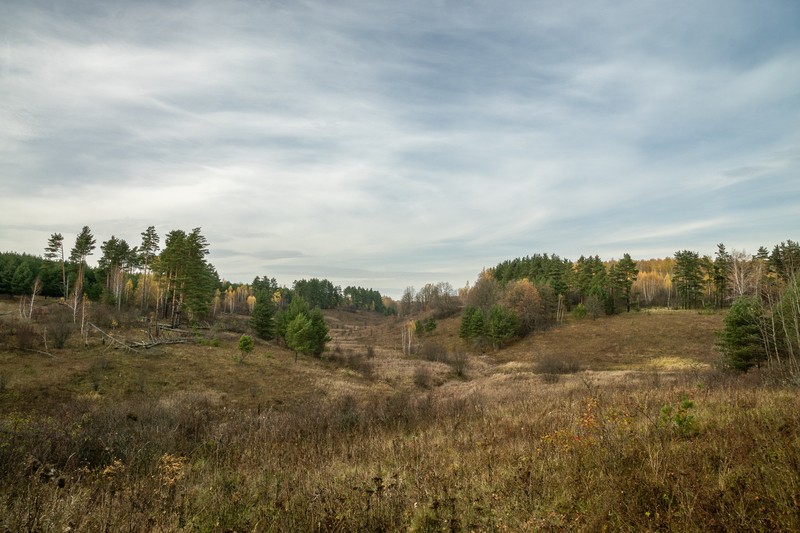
left=155, top=324, right=195, bottom=334
left=22, top=348, right=55, bottom=358
left=88, top=322, right=140, bottom=353
left=130, top=338, right=193, bottom=349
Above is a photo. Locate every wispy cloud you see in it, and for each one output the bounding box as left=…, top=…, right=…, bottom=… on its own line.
left=1, top=0, right=798, bottom=296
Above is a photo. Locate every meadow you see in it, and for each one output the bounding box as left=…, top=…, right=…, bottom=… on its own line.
left=1, top=301, right=798, bottom=531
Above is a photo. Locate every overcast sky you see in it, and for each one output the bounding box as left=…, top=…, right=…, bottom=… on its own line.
left=1, top=0, right=799, bottom=298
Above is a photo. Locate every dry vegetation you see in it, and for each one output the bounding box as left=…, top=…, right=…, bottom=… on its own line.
left=1, top=299, right=799, bottom=531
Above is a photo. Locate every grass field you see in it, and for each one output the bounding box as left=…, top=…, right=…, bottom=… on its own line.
left=2, top=301, right=799, bottom=531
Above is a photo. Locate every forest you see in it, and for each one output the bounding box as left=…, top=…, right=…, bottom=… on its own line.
left=2, top=226, right=799, bottom=371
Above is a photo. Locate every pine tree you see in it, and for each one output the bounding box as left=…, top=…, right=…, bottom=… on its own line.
left=307, top=308, right=331, bottom=356
left=70, top=226, right=96, bottom=320
left=487, top=305, right=520, bottom=349
left=138, top=226, right=160, bottom=312
left=718, top=296, right=766, bottom=371
left=250, top=291, right=276, bottom=340
left=673, top=250, right=702, bottom=309
left=275, top=296, right=310, bottom=341
left=610, top=253, right=638, bottom=312
left=459, top=306, right=485, bottom=343
left=44, top=233, right=67, bottom=299
left=286, top=313, right=313, bottom=362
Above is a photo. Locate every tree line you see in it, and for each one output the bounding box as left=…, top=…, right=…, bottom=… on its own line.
left=447, top=241, right=800, bottom=353
left=1, top=226, right=398, bottom=358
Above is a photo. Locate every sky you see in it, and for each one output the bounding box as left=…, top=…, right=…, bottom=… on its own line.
left=1, top=0, right=799, bottom=298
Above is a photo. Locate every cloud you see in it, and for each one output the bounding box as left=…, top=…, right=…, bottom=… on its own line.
left=1, top=0, right=799, bottom=297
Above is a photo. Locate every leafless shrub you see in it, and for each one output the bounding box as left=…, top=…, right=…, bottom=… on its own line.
left=419, top=341, right=445, bottom=362
left=15, top=322, right=37, bottom=351
left=0, top=318, right=11, bottom=346
left=541, top=372, right=561, bottom=384
left=348, top=354, right=374, bottom=378
left=328, top=351, right=374, bottom=378
left=47, top=308, right=74, bottom=349
left=335, top=394, right=360, bottom=430
left=445, top=351, right=469, bottom=378
left=535, top=353, right=581, bottom=376
left=413, top=364, right=433, bottom=389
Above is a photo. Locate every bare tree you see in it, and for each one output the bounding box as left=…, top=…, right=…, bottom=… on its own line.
left=729, top=249, right=754, bottom=298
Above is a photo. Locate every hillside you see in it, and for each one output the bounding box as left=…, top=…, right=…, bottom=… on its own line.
left=3, top=301, right=800, bottom=531
left=0, top=301, right=725, bottom=423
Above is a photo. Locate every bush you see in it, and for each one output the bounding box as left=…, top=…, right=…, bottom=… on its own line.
left=535, top=354, right=581, bottom=375
left=47, top=309, right=73, bottom=349
left=585, top=295, right=605, bottom=320
left=237, top=335, right=255, bottom=363
left=446, top=352, right=469, bottom=378
left=348, top=354, right=374, bottom=378
left=413, top=364, right=433, bottom=389
left=15, top=322, right=37, bottom=351
left=420, top=341, right=446, bottom=362
left=571, top=303, right=587, bottom=320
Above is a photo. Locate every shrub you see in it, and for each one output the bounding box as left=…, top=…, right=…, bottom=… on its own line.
left=535, top=354, right=581, bottom=376
left=585, top=295, right=605, bottom=320
left=346, top=353, right=374, bottom=378
left=571, top=303, right=587, bottom=320
left=15, top=322, right=37, bottom=351
left=47, top=309, right=73, bottom=349
left=413, top=364, right=433, bottom=389
left=420, top=341, right=446, bottom=362
left=237, top=335, right=255, bottom=363
left=446, top=351, right=469, bottom=378
left=659, top=396, right=700, bottom=437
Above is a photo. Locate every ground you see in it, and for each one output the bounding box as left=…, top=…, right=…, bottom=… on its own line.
left=3, top=299, right=799, bottom=531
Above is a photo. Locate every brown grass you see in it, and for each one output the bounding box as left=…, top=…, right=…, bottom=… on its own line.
left=1, top=302, right=798, bottom=531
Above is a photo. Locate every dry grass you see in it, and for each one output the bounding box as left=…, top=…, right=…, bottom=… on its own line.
left=1, top=302, right=798, bottom=531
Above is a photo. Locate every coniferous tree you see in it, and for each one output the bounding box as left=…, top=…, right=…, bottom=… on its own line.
left=487, top=305, right=520, bottom=349
left=11, top=262, right=34, bottom=295
left=286, top=313, right=313, bottom=362
left=182, top=228, right=216, bottom=320
left=673, top=250, right=703, bottom=309
left=718, top=296, right=767, bottom=371
left=610, top=253, right=638, bottom=312
left=275, top=296, right=310, bottom=341
left=44, top=233, right=68, bottom=299
left=713, top=243, right=731, bottom=308
left=307, top=307, right=331, bottom=356
left=250, top=291, right=276, bottom=340
left=138, top=226, right=160, bottom=313
left=459, top=306, right=485, bottom=345
left=157, top=228, right=216, bottom=325
left=70, top=226, right=96, bottom=320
